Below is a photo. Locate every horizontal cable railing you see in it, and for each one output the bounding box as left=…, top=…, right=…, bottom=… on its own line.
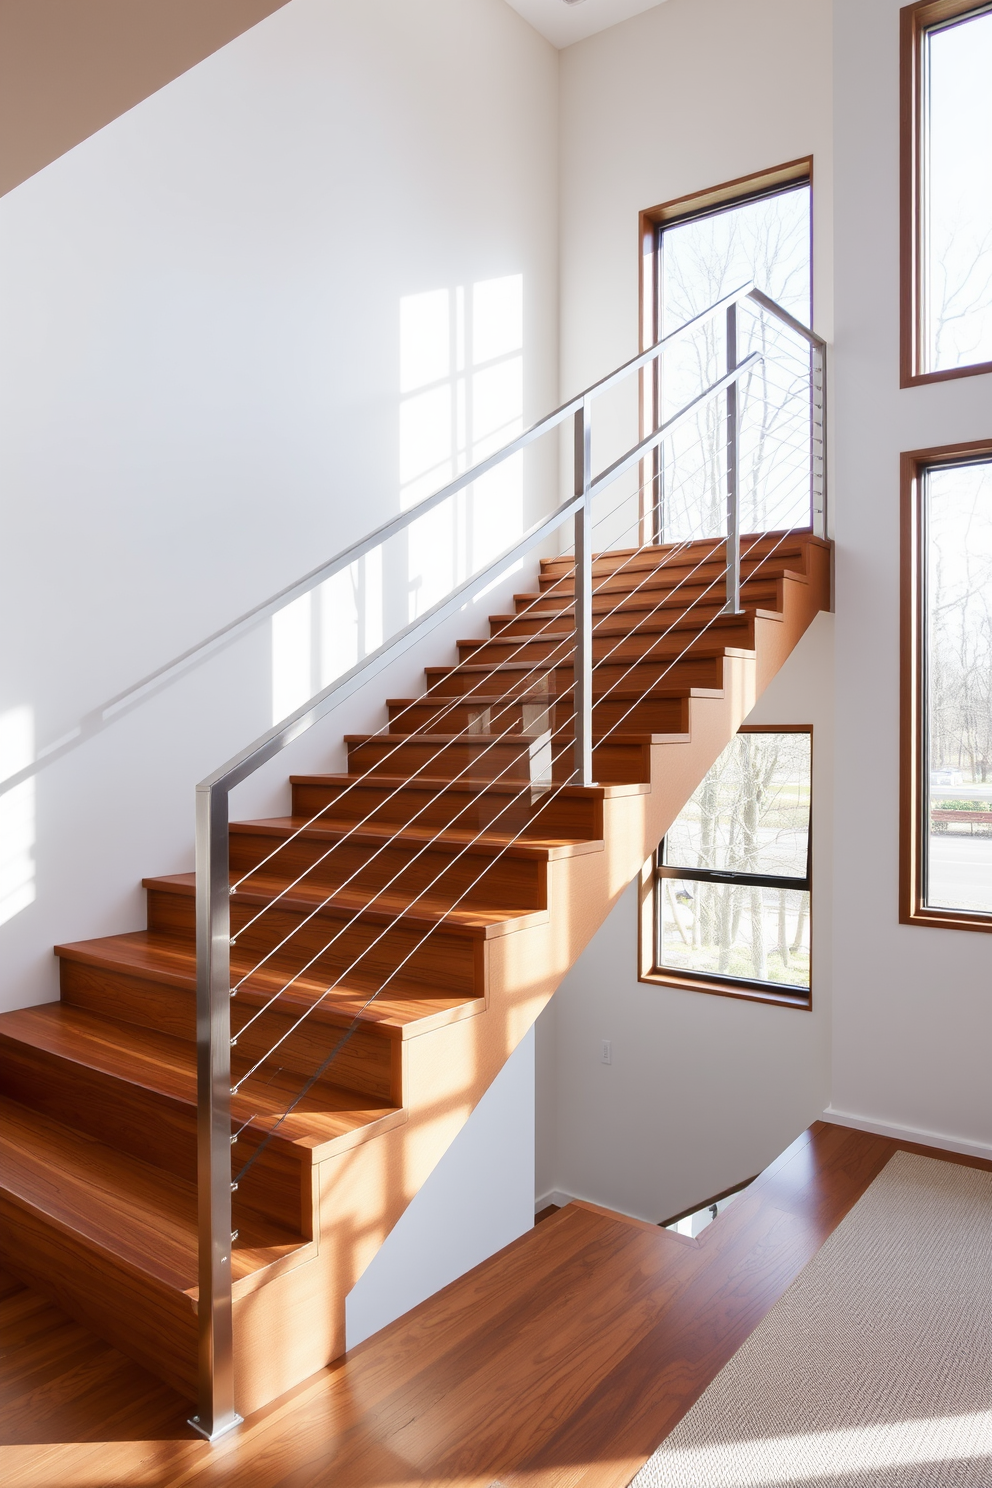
left=191, top=283, right=827, bottom=1440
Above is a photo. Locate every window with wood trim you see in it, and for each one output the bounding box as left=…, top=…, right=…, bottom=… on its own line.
left=901, top=0, right=992, bottom=385
left=645, top=727, right=812, bottom=1007
left=638, top=160, right=814, bottom=545
left=901, top=445, right=992, bottom=930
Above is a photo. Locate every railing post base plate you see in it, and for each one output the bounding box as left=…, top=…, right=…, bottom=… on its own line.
left=188, top=1412, right=243, bottom=1443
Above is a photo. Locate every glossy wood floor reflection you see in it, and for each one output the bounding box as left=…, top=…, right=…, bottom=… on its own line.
left=3, top=1121, right=990, bottom=1488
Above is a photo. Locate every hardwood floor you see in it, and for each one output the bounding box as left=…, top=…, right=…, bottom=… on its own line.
left=3, top=1119, right=988, bottom=1488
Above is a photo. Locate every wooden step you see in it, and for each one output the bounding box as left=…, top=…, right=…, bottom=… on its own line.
left=56, top=930, right=483, bottom=1048
left=489, top=589, right=791, bottom=639
left=0, top=1094, right=312, bottom=1400
left=143, top=874, right=544, bottom=1010
left=0, top=1003, right=404, bottom=1181
left=385, top=688, right=717, bottom=736
left=455, top=613, right=762, bottom=667
left=493, top=589, right=772, bottom=634
left=510, top=570, right=796, bottom=618
left=343, top=731, right=671, bottom=785
left=538, top=530, right=817, bottom=581
left=423, top=647, right=740, bottom=698
left=228, top=815, right=563, bottom=914
left=291, top=772, right=613, bottom=841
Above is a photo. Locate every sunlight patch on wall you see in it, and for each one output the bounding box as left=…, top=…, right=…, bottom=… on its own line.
left=271, top=553, right=384, bottom=727
left=400, top=276, right=524, bottom=621
left=269, top=275, right=523, bottom=726
left=0, top=707, right=36, bottom=927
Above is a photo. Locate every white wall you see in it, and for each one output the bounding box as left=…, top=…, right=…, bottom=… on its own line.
left=537, top=615, right=834, bottom=1222
left=347, top=1026, right=535, bottom=1349
left=535, top=0, right=835, bottom=1221
left=0, top=0, right=559, bottom=1011
left=557, top=0, right=834, bottom=403
left=829, top=0, right=992, bottom=1156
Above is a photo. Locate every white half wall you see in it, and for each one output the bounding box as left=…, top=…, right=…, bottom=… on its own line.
left=537, top=614, right=834, bottom=1224
left=0, top=0, right=559, bottom=1011
left=346, top=1025, right=535, bottom=1349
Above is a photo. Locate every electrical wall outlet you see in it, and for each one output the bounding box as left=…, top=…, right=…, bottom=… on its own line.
left=601, top=1039, right=612, bottom=1065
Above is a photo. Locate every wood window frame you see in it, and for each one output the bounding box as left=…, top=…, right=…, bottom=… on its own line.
left=637, top=158, right=814, bottom=544
left=900, top=439, right=992, bottom=931
left=638, top=724, right=813, bottom=1010
left=900, top=0, right=992, bottom=387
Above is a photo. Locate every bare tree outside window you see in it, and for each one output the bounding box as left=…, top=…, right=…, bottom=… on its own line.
left=656, top=730, right=811, bottom=993
left=925, top=9, right=992, bottom=372
left=925, top=460, right=992, bottom=914
left=656, top=184, right=813, bottom=543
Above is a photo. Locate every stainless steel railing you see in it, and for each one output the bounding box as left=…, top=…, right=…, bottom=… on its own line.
left=189, top=282, right=826, bottom=1438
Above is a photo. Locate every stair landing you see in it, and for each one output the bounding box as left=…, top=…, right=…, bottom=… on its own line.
left=4, top=1121, right=988, bottom=1488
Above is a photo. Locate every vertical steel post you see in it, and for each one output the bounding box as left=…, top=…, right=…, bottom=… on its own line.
left=572, top=398, right=594, bottom=787
left=811, top=342, right=827, bottom=539
left=190, top=780, right=240, bottom=1441
left=724, top=303, right=742, bottom=615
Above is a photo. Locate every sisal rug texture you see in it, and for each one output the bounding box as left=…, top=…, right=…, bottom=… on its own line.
left=631, top=1150, right=992, bottom=1488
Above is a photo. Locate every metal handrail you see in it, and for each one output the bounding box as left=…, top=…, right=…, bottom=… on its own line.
left=189, top=283, right=827, bottom=1439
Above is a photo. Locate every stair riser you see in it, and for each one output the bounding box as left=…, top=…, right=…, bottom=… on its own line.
left=58, top=958, right=398, bottom=1102
left=424, top=651, right=729, bottom=697
left=535, top=560, right=798, bottom=599
left=0, top=1033, right=300, bottom=1229
left=386, top=700, right=571, bottom=735
left=457, top=625, right=753, bottom=666
left=387, top=696, right=690, bottom=735
left=147, top=890, right=481, bottom=999
left=493, top=598, right=776, bottom=638
left=346, top=737, right=650, bottom=785
left=503, top=584, right=781, bottom=630
left=0, top=1191, right=199, bottom=1401
left=345, top=736, right=574, bottom=784
left=423, top=666, right=570, bottom=699
left=538, top=534, right=807, bottom=581
left=291, top=779, right=602, bottom=841
left=229, top=830, right=546, bottom=913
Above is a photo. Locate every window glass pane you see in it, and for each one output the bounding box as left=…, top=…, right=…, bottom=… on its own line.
left=661, top=185, right=811, bottom=333
left=659, top=183, right=813, bottom=539
left=925, top=10, right=992, bottom=372
left=660, top=880, right=810, bottom=990
left=663, top=731, right=811, bottom=879
left=925, top=461, right=992, bottom=914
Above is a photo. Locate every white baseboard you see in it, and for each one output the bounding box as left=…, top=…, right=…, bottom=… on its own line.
left=535, top=1189, right=578, bottom=1213
left=823, top=1106, right=992, bottom=1161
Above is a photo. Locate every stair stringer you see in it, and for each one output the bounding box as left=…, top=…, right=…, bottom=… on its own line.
left=226, top=545, right=830, bottom=1416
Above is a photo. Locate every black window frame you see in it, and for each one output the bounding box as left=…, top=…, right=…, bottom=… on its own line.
left=651, top=725, right=813, bottom=1007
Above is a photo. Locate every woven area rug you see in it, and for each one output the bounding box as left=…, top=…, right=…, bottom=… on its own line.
left=631, top=1150, right=992, bottom=1488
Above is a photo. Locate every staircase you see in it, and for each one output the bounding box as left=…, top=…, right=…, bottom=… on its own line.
left=0, top=527, right=830, bottom=1418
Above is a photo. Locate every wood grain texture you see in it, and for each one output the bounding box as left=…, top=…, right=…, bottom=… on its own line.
left=0, top=530, right=830, bottom=1419
left=4, top=1122, right=988, bottom=1488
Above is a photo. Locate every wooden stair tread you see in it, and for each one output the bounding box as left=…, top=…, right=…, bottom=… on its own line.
left=56, top=932, right=482, bottom=1037
left=0, top=1005, right=403, bottom=1158
left=233, top=816, right=603, bottom=859
left=386, top=686, right=724, bottom=704
left=423, top=645, right=754, bottom=676
left=290, top=771, right=649, bottom=798
left=458, top=609, right=780, bottom=648
left=146, top=871, right=549, bottom=937
left=343, top=731, right=688, bottom=746
left=0, top=1095, right=307, bottom=1296
left=489, top=592, right=799, bottom=625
